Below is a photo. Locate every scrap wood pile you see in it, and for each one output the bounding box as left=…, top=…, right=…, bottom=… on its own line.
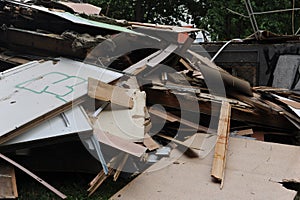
left=0, top=0, right=299, bottom=199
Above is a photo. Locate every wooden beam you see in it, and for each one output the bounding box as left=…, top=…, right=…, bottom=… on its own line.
left=88, top=77, right=134, bottom=109
left=149, top=107, right=208, bottom=132
left=211, top=101, right=231, bottom=189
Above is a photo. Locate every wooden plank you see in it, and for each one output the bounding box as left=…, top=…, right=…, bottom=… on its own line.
left=179, top=58, right=195, bottom=71
left=0, top=161, right=18, bottom=199
left=143, top=133, right=160, bottom=151
left=211, top=101, right=231, bottom=188
left=113, top=154, right=129, bottom=181
left=0, top=153, right=66, bottom=199
left=149, top=107, right=208, bottom=132
left=88, top=77, right=134, bottom=109
left=145, top=88, right=294, bottom=131
left=157, top=134, right=201, bottom=150
left=88, top=168, right=114, bottom=196
left=236, top=129, right=253, bottom=136
left=94, top=129, right=147, bottom=157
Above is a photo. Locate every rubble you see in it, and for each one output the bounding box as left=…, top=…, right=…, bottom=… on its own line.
left=0, top=0, right=299, bottom=199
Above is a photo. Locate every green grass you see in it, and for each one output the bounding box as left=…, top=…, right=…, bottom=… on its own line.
left=16, top=171, right=130, bottom=200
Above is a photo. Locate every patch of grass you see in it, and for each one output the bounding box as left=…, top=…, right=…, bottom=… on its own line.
left=16, top=171, right=130, bottom=200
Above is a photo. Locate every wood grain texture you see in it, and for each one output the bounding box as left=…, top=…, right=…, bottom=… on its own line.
left=211, top=101, right=231, bottom=188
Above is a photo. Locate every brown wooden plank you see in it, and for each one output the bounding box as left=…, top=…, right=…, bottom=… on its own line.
left=88, top=77, right=134, bottom=109
left=94, top=129, right=147, bottom=157
left=149, top=107, right=208, bottom=132
left=236, top=129, right=253, bottom=136
left=88, top=168, right=114, bottom=196
left=145, top=88, right=295, bottom=130
left=143, top=133, right=160, bottom=151
left=211, top=101, right=231, bottom=188
left=0, top=161, right=18, bottom=199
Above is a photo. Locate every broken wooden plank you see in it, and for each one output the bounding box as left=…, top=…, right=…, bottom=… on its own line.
left=0, top=161, right=18, bottom=199
left=88, top=168, right=114, bottom=196
left=236, top=129, right=253, bottom=136
left=0, top=153, right=66, bottom=199
left=145, top=88, right=295, bottom=130
left=113, top=154, right=129, bottom=182
left=94, top=129, right=147, bottom=157
left=143, top=133, right=160, bottom=151
left=157, top=134, right=201, bottom=150
left=88, top=77, right=134, bottom=109
left=211, top=101, right=231, bottom=188
left=149, top=107, right=208, bottom=132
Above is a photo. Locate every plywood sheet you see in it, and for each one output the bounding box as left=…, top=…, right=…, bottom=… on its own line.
left=111, top=135, right=300, bottom=200
left=0, top=58, right=122, bottom=143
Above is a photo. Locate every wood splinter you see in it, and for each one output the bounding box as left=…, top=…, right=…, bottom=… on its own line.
left=211, top=101, right=231, bottom=189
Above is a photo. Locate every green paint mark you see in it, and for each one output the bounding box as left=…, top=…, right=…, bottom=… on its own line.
left=15, top=72, right=87, bottom=102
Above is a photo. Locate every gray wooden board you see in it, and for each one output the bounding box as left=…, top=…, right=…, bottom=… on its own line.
left=2, top=106, right=91, bottom=146
left=0, top=58, right=122, bottom=141
left=111, top=134, right=300, bottom=200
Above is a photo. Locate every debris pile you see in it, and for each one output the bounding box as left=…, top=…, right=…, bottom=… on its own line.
left=0, top=0, right=299, bottom=199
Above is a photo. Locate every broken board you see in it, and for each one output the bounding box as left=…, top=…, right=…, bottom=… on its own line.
left=111, top=134, right=300, bottom=200
left=93, top=90, right=146, bottom=142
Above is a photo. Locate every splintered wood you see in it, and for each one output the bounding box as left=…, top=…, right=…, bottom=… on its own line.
left=211, top=101, right=231, bottom=189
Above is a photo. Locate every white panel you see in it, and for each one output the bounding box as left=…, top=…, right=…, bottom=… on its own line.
left=3, top=106, right=91, bottom=145
left=0, top=57, right=122, bottom=138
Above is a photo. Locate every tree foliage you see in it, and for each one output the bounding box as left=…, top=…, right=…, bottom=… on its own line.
left=87, top=0, right=300, bottom=40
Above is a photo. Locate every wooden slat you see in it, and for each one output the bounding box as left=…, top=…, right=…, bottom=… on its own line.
left=157, top=134, right=201, bottom=150
left=149, top=107, right=208, bottom=132
left=0, top=153, right=66, bottom=199
left=88, top=77, right=134, bottom=109
left=88, top=168, right=114, bottom=196
left=113, top=154, right=129, bottom=181
left=94, top=128, right=147, bottom=157
left=236, top=129, right=253, bottom=136
left=211, top=101, right=231, bottom=188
